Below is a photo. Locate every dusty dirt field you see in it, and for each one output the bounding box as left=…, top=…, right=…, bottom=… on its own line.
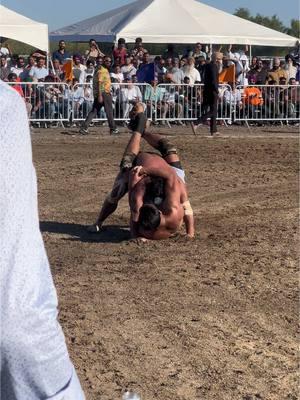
left=32, top=124, right=299, bottom=400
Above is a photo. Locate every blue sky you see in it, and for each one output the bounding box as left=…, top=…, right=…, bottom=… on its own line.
left=2, top=0, right=299, bottom=31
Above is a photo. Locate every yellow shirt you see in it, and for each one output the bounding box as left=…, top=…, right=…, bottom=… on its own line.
left=93, top=66, right=111, bottom=96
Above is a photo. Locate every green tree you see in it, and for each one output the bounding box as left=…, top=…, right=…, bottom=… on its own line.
left=286, top=19, right=300, bottom=38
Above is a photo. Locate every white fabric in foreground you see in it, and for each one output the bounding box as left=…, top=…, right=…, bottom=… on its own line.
left=0, top=81, right=84, bottom=400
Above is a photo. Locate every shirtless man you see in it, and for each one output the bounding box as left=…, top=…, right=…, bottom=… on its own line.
left=87, top=104, right=194, bottom=239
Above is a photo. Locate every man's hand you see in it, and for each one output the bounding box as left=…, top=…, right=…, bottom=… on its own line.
left=133, top=166, right=147, bottom=177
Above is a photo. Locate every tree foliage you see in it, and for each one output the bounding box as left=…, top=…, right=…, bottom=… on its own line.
left=234, top=7, right=299, bottom=38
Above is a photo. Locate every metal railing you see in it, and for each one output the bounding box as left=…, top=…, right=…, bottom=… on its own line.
left=71, top=82, right=152, bottom=122
left=7, top=81, right=300, bottom=125
left=8, top=81, right=71, bottom=122
left=234, top=84, right=300, bottom=122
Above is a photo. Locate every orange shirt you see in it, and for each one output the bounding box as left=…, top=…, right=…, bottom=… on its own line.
left=243, top=87, right=263, bottom=106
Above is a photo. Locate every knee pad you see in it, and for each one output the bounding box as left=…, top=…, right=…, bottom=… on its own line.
left=119, top=152, right=136, bottom=172
left=157, top=139, right=177, bottom=157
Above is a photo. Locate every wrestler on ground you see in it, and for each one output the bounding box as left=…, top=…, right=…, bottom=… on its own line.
left=87, top=104, right=194, bottom=239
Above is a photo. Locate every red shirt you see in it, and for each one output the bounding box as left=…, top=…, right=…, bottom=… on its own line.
left=113, top=48, right=127, bottom=65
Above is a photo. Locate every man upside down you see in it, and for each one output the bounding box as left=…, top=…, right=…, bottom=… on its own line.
left=87, top=103, right=195, bottom=240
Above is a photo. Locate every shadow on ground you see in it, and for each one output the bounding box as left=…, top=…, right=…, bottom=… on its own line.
left=40, top=221, right=130, bottom=243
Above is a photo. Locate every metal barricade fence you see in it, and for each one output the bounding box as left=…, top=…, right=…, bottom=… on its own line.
left=234, top=84, right=300, bottom=122
left=71, top=82, right=153, bottom=122
left=7, top=81, right=71, bottom=122
left=154, top=83, right=232, bottom=122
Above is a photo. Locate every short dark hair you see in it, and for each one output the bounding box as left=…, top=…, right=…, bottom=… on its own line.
left=138, top=204, right=161, bottom=231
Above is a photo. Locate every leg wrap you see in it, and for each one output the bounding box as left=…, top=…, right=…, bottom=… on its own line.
left=119, top=152, right=136, bottom=172
left=157, top=139, right=177, bottom=157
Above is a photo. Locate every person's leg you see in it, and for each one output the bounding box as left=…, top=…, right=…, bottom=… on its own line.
left=210, top=92, right=218, bottom=135
left=142, top=131, right=181, bottom=164
left=81, top=98, right=99, bottom=131
left=102, top=92, right=117, bottom=131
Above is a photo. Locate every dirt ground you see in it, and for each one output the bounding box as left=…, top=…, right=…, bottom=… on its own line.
left=32, top=124, right=299, bottom=400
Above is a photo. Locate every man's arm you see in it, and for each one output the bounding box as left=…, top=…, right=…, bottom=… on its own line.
left=128, top=176, right=147, bottom=238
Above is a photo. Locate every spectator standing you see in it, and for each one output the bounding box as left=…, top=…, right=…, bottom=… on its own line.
left=85, top=39, right=105, bottom=62
left=163, top=44, right=179, bottom=60
left=285, top=55, right=297, bottom=81
left=0, top=56, right=10, bottom=81
left=181, top=57, right=201, bottom=84
left=192, top=43, right=207, bottom=60
left=72, top=55, right=86, bottom=82
left=113, top=38, right=127, bottom=66
left=267, top=57, right=288, bottom=84
left=10, top=56, right=26, bottom=79
left=29, top=57, right=48, bottom=81
left=52, top=59, right=64, bottom=81
left=121, top=56, right=137, bottom=80
left=192, top=52, right=223, bottom=136
left=130, top=37, right=148, bottom=60
left=154, top=56, right=167, bottom=83
left=137, top=52, right=155, bottom=83
left=52, top=40, right=72, bottom=64
left=0, top=40, right=12, bottom=58
left=195, top=55, right=206, bottom=81
left=80, top=56, right=118, bottom=135
left=248, top=58, right=268, bottom=84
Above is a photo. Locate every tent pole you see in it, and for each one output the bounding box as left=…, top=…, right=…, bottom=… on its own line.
left=250, top=45, right=252, bottom=64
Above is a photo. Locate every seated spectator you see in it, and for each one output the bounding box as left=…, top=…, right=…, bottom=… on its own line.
left=163, top=74, right=183, bottom=121
left=113, top=38, right=127, bottom=66
left=285, top=54, right=297, bottom=81
left=181, top=57, right=201, bottom=84
left=263, top=79, right=282, bottom=119
left=85, top=39, right=105, bottom=62
left=70, top=78, right=85, bottom=119
left=130, top=37, right=148, bottom=60
left=242, top=76, right=263, bottom=118
left=29, top=57, right=48, bottom=81
left=52, top=58, right=64, bottom=81
left=72, top=55, right=86, bottom=82
left=192, top=43, right=207, bottom=60
left=223, top=81, right=243, bottom=121
left=52, top=40, right=72, bottom=64
left=287, top=77, right=299, bottom=119
left=144, top=78, right=168, bottom=121
left=121, top=56, right=137, bottom=80
left=267, top=57, right=288, bottom=84
left=0, top=56, right=10, bottom=81
left=121, top=77, right=144, bottom=118
left=110, top=65, right=124, bottom=83
left=170, top=58, right=184, bottom=84
left=163, top=44, right=179, bottom=60
left=25, top=55, right=36, bottom=70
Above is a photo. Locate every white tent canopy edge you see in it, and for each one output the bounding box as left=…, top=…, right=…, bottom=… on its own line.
left=0, top=5, right=49, bottom=52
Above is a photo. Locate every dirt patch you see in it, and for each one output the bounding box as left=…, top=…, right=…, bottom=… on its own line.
left=33, top=124, right=299, bottom=400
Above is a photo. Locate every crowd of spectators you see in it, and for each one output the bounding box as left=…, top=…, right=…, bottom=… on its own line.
left=0, top=37, right=299, bottom=124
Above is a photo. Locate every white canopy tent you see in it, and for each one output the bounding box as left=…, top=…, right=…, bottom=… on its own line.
left=0, top=5, right=49, bottom=52
left=50, top=0, right=297, bottom=47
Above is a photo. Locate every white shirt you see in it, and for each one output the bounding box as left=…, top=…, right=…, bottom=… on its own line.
left=29, top=66, right=49, bottom=80
left=0, top=46, right=9, bottom=57
left=0, top=81, right=85, bottom=400
left=110, top=72, right=124, bottom=82
left=121, top=85, right=142, bottom=102
left=181, top=65, right=201, bottom=84
left=121, top=65, right=137, bottom=80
